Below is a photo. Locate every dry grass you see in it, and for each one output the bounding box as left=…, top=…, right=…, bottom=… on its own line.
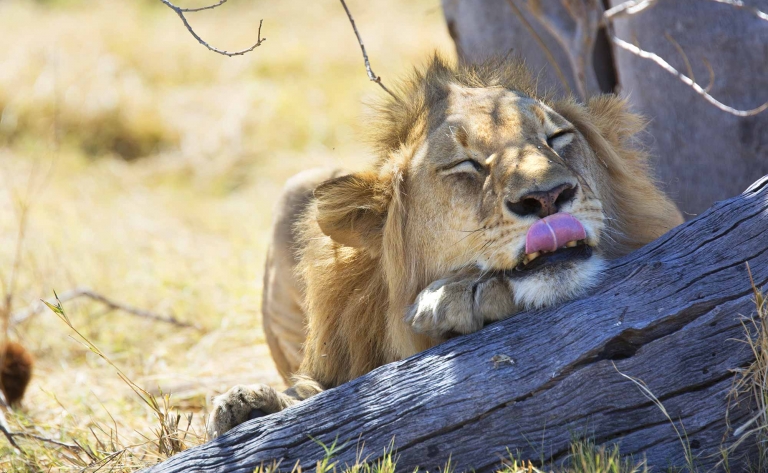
left=0, top=0, right=452, bottom=470
left=725, top=268, right=768, bottom=472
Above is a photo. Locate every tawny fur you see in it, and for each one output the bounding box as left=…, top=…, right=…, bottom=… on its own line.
left=209, top=54, right=683, bottom=439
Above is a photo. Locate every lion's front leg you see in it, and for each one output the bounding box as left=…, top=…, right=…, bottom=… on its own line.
left=405, top=272, right=515, bottom=339
left=207, top=376, right=325, bottom=439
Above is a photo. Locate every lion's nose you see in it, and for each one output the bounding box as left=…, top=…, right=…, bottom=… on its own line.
left=505, top=183, right=577, bottom=218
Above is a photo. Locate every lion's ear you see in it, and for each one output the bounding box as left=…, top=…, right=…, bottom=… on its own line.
left=314, top=172, right=388, bottom=248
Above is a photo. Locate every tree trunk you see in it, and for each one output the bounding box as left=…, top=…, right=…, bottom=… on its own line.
left=607, top=0, right=768, bottom=217
left=146, top=175, right=768, bottom=472
left=443, top=0, right=768, bottom=217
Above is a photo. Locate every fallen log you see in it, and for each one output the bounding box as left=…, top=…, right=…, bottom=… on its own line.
left=149, top=176, right=768, bottom=472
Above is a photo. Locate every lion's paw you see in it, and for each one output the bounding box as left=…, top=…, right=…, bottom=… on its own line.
left=406, top=278, right=479, bottom=338
left=405, top=275, right=514, bottom=339
left=207, top=384, right=289, bottom=439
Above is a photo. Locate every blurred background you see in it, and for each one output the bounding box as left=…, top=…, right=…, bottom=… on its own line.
left=0, top=0, right=451, bottom=468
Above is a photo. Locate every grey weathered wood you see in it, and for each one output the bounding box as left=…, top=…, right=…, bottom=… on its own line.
left=147, top=176, right=768, bottom=472
left=607, top=0, right=768, bottom=217
left=441, top=0, right=582, bottom=95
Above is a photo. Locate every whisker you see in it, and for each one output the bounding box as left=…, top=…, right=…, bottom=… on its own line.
left=454, top=227, right=487, bottom=245
left=457, top=226, right=486, bottom=234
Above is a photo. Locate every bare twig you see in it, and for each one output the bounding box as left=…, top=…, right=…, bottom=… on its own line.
left=504, top=0, right=572, bottom=95
left=11, top=288, right=200, bottom=330
left=664, top=32, right=694, bottom=83
left=604, top=0, right=768, bottom=21
left=515, top=0, right=603, bottom=98
left=0, top=410, right=22, bottom=452
left=601, top=0, right=768, bottom=116
left=167, top=0, right=228, bottom=13
left=708, top=0, right=768, bottom=21
left=160, top=0, right=265, bottom=57
left=1, top=371, right=84, bottom=454
left=701, top=57, right=715, bottom=93
left=10, top=431, right=84, bottom=452
left=611, top=36, right=768, bottom=117
left=603, top=0, right=658, bottom=22
left=605, top=0, right=767, bottom=23
left=338, top=0, right=397, bottom=99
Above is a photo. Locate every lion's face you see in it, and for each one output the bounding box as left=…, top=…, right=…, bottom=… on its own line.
left=313, top=57, right=682, bottom=320
left=405, top=85, right=606, bottom=309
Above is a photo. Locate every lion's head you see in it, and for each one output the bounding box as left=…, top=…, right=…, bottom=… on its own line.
left=313, top=55, right=681, bottom=306
left=299, top=55, right=682, bottom=384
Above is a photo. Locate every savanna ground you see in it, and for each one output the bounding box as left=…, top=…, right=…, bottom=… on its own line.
left=1, top=1, right=767, bottom=472
left=0, top=0, right=453, bottom=469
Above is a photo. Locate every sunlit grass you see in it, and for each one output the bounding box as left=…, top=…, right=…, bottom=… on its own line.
left=724, top=266, right=768, bottom=473
left=0, top=0, right=452, bottom=469
left=248, top=437, right=648, bottom=473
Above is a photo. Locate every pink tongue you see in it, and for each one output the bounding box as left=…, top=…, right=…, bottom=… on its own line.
left=525, top=213, right=587, bottom=254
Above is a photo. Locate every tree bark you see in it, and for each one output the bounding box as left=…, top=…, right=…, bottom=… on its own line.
left=607, top=0, right=768, bottom=217
left=147, top=176, right=768, bottom=473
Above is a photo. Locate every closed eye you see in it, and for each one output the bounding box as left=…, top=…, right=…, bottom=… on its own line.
left=443, top=159, right=484, bottom=175
left=546, top=129, right=574, bottom=150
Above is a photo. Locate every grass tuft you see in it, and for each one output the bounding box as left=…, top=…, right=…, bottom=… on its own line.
left=561, top=439, right=646, bottom=473
left=0, top=291, right=204, bottom=471
left=724, top=265, right=768, bottom=472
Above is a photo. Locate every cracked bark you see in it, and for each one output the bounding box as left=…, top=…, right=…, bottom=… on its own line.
left=147, top=175, right=768, bottom=472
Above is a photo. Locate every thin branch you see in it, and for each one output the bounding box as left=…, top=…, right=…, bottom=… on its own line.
left=504, top=0, right=572, bottom=95
left=11, top=431, right=83, bottom=452
left=1, top=407, right=84, bottom=453
left=0, top=410, right=21, bottom=452
left=602, top=0, right=768, bottom=116
left=708, top=0, right=768, bottom=21
left=701, top=57, right=715, bottom=93
left=611, top=36, right=768, bottom=117
left=514, top=0, right=603, bottom=98
left=338, top=0, right=397, bottom=99
left=160, top=0, right=265, bottom=57
left=169, top=0, right=228, bottom=13
left=605, top=0, right=768, bottom=22
left=664, top=32, right=694, bottom=83
left=603, top=0, right=659, bottom=22
left=10, top=288, right=200, bottom=330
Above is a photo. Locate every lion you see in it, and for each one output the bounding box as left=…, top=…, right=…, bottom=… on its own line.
left=207, top=55, right=683, bottom=438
